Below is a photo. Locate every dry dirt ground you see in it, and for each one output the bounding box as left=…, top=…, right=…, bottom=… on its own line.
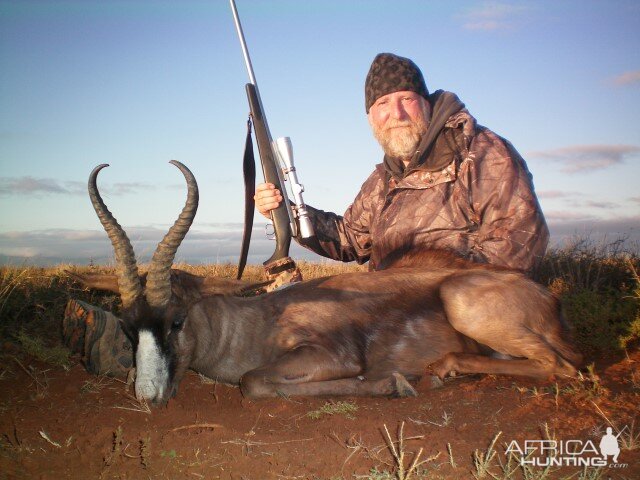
left=0, top=346, right=638, bottom=480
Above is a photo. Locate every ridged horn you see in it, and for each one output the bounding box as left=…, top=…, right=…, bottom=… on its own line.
left=145, top=160, right=199, bottom=308
left=88, top=164, right=142, bottom=308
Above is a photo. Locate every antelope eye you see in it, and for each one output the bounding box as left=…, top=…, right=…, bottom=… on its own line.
left=171, top=314, right=186, bottom=330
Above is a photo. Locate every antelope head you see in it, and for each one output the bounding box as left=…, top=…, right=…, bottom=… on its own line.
left=89, top=160, right=198, bottom=404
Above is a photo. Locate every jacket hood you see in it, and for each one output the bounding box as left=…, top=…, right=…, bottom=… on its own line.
left=383, top=90, right=470, bottom=179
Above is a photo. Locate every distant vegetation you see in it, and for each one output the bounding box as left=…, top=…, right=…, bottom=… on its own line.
left=534, top=238, right=640, bottom=355
left=1, top=239, right=638, bottom=364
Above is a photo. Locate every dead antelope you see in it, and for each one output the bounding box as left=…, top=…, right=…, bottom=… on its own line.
left=74, top=161, right=581, bottom=405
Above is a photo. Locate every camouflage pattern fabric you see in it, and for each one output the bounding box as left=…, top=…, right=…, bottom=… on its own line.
left=297, top=97, right=549, bottom=273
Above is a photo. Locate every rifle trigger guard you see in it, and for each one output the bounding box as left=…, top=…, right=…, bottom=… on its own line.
left=265, top=223, right=276, bottom=240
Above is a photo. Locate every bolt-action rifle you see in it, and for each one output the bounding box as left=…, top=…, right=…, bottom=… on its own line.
left=230, top=0, right=314, bottom=284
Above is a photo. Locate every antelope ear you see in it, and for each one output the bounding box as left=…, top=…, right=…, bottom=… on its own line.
left=66, top=270, right=121, bottom=293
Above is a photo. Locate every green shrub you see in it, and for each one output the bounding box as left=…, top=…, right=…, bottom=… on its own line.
left=534, top=238, right=640, bottom=356
left=562, top=287, right=639, bottom=354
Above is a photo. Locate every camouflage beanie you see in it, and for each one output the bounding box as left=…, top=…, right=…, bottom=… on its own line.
left=365, top=53, right=429, bottom=113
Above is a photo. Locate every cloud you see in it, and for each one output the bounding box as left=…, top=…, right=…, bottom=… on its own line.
left=544, top=211, right=596, bottom=223
left=610, top=70, right=640, bottom=86
left=0, top=224, right=318, bottom=266
left=2, top=217, right=639, bottom=266
left=630, top=196, right=640, bottom=204
left=546, top=215, right=640, bottom=248
left=0, top=177, right=84, bottom=196
left=110, top=182, right=157, bottom=195
left=536, top=190, right=584, bottom=199
left=556, top=200, right=620, bottom=211
left=584, top=200, right=619, bottom=210
left=538, top=191, right=621, bottom=211
left=527, top=145, right=640, bottom=172
left=459, top=2, right=529, bottom=31
left=0, top=176, right=157, bottom=197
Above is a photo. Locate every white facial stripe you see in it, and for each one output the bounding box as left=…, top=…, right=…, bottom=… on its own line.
left=135, top=330, right=169, bottom=401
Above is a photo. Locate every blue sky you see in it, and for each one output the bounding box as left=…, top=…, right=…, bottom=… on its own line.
left=1, top=0, right=639, bottom=265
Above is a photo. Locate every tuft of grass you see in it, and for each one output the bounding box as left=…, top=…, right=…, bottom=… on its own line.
left=559, top=363, right=607, bottom=399
left=140, top=436, right=151, bottom=469
left=575, top=466, right=606, bottom=480
left=112, top=394, right=152, bottom=415
left=383, top=422, right=439, bottom=480
left=160, top=449, right=178, bottom=459
left=618, top=418, right=640, bottom=451
left=509, top=363, right=608, bottom=402
left=104, top=425, right=124, bottom=467
left=14, top=330, right=71, bottom=369
left=307, top=401, right=359, bottom=420
left=429, top=411, right=453, bottom=428
left=80, top=375, right=112, bottom=394
left=472, top=432, right=501, bottom=479
left=0, top=267, right=31, bottom=320
left=354, top=467, right=395, bottom=480
left=619, top=259, right=640, bottom=349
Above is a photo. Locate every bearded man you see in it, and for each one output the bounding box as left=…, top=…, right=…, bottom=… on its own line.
left=255, top=53, right=549, bottom=273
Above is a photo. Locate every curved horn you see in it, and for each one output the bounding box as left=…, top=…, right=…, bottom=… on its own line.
left=145, top=160, right=199, bottom=308
left=88, top=164, right=142, bottom=307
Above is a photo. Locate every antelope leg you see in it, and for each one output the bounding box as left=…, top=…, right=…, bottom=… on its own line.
left=429, top=352, right=575, bottom=380
left=239, top=345, right=416, bottom=398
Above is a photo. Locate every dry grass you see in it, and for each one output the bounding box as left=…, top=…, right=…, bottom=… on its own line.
left=174, top=260, right=366, bottom=283
left=307, top=401, right=359, bottom=420
left=0, top=240, right=638, bottom=371
left=0, top=261, right=365, bottom=361
left=381, top=422, right=439, bottom=480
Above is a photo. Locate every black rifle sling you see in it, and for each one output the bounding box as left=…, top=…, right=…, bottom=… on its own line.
left=237, top=118, right=256, bottom=279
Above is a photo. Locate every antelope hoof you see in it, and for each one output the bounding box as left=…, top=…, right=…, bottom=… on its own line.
left=429, top=355, right=457, bottom=380
left=392, top=373, right=418, bottom=398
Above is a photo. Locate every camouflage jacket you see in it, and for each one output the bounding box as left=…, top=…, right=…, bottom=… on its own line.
left=298, top=92, right=549, bottom=273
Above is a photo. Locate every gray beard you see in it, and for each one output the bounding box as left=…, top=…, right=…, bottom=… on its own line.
left=373, top=120, right=427, bottom=161
left=379, top=128, right=421, bottom=160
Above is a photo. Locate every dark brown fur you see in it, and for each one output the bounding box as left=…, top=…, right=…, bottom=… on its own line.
left=75, top=251, right=582, bottom=403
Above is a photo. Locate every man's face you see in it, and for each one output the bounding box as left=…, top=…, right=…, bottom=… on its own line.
left=368, top=90, right=431, bottom=163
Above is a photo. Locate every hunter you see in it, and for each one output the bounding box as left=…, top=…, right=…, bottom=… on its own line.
left=255, top=53, right=549, bottom=273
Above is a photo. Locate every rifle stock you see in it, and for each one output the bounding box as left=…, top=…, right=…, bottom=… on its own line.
left=245, top=83, right=292, bottom=265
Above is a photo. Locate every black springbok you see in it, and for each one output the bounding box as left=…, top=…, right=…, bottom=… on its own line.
left=73, top=161, right=581, bottom=404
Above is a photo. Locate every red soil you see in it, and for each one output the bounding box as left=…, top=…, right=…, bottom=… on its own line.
left=1, top=347, right=638, bottom=479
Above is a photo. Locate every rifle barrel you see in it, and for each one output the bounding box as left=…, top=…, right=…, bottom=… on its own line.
left=229, top=0, right=305, bottom=261
left=229, top=0, right=257, bottom=86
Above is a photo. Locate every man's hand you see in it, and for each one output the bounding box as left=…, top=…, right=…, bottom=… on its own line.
left=254, top=183, right=283, bottom=219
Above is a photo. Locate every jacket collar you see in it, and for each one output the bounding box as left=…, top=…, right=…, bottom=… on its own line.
left=383, top=90, right=475, bottom=179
